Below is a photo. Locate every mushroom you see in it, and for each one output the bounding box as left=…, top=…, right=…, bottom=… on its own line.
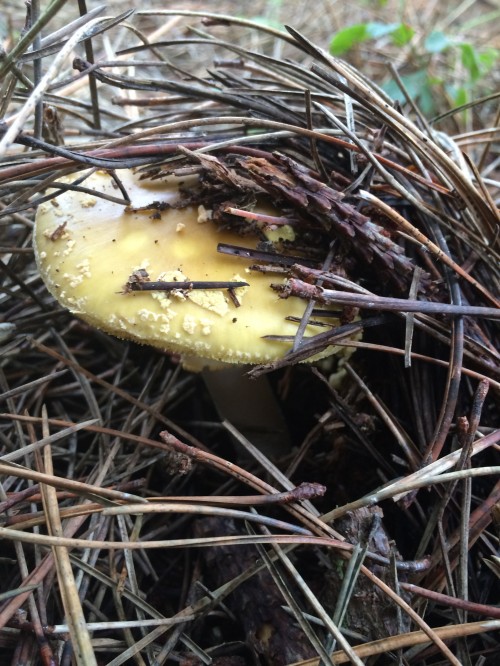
left=34, top=168, right=352, bottom=454
left=34, top=168, right=347, bottom=366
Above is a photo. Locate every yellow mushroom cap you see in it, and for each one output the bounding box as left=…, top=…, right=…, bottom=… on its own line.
left=34, top=169, right=341, bottom=365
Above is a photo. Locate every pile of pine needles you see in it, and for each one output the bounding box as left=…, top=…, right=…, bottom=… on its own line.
left=0, top=4, right=499, bottom=665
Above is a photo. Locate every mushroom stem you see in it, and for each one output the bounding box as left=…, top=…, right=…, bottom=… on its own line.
left=202, top=367, right=291, bottom=458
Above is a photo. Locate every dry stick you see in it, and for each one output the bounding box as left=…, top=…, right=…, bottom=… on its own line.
left=0, top=418, right=99, bottom=464
left=256, top=536, right=360, bottom=666
left=31, top=0, right=43, bottom=141
left=160, top=430, right=344, bottom=541
left=0, top=117, right=450, bottom=196
left=459, top=381, right=489, bottom=616
left=153, top=485, right=326, bottom=506
left=0, top=413, right=199, bottom=458
left=124, top=280, right=249, bottom=293
left=160, top=434, right=479, bottom=665
left=422, top=474, right=500, bottom=596
left=400, top=583, right=500, bottom=620
left=0, top=482, right=426, bottom=571
left=0, top=140, right=211, bottom=184
left=288, top=26, right=496, bottom=230
left=0, top=462, right=147, bottom=505
left=35, top=617, right=195, bottom=634
left=135, top=9, right=299, bottom=48
left=106, top=487, right=326, bottom=509
left=0, top=524, right=469, bottom=664
left=359, top=190, right=500, bottom=308
left=0, top=477, right=110, bottom=630
left=38, top=409, right=97, bottom=665
left=343, top=363, right=420, bottom=471
left=404, top=267, right=423, bottom=367
left=30, top=338, right=206, bottom=449
left=3, top=474, right=488, bottom=665
left=463, top=151, right=500, bottom=228
left=0, top=0, right=69, bottom=80
left=105, top=625, right=176, bottom=666
left=322, top=428, right=500, bottom=520
left=0, top=443, right=55, bottom=665
left=77, top=0, right=101, bottom=130
left=14, top=502, right=314, bottom=537
left=292, top=243, right=336, bottom=353
left=29, top=5, right=107, bottom=54
left=292, top=620, right=500, bottom=665
left=0, top=528, right=360, bottom=552
left=281, top=280, right=500, bottom=319
left=0, top=15, right=116, bottom=155
left=258, top=299, right=499, bottom=387
left=0, top=426, right=342, bottom=536
left=0, top=551, right=55, bottom=630
left=421, top=184, right=466, bottom=465
left=477, top=104, right=500, bottom=173
left=358, top=564, right=462, bottom=666
left=0, top=369, right=68, bottom=403
left=0, top=527, right=460, bottom=666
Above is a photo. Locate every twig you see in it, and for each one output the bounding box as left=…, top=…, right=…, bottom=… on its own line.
left=279, top=279, right=500, bottom=319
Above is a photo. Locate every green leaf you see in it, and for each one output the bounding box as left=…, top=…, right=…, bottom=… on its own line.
left=364, top=22, right=414, bottom=43
left=390, top=23, right=415, bottom=46
left=329, top=24, right=368, bottom=55
left=478, top=47, right=499, bottom=75
left=383, top=69, right=429, bottom=100
left=460, top=43, right=481, bottom=82
left=365, top=22, right=400, bottom=39
left=382, top=69, right=437, bottom=114
left=453, top=86, right=469, bottom=108
left=424, top=30, right=452, bottom=53
left=329, top=22, right=415, bottom=55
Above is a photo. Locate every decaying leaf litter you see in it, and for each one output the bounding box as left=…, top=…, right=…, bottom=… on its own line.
left=0, top=3, right=499, bottom=665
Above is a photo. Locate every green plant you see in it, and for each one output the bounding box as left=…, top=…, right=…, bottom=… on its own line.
left=329, top=22, right=499, bottom=116
left=329, top=21, right=414, bottom=56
